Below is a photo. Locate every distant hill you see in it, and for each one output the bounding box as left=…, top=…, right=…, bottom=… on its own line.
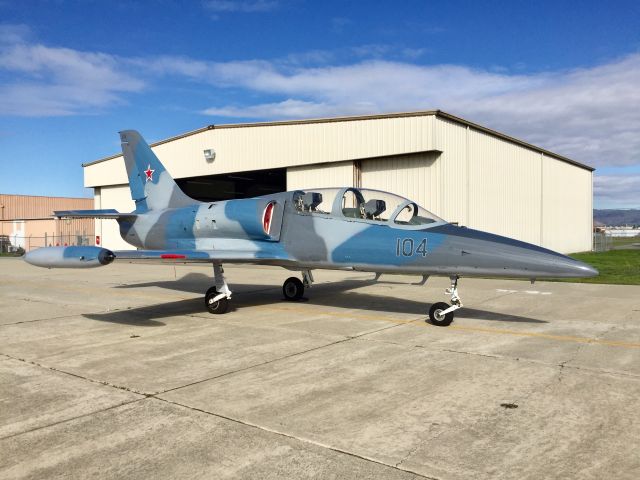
left=594, top=209, right=640, bottom=226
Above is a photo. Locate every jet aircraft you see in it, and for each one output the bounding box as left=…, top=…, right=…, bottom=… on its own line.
left=25, top=130, right=598, bottom=326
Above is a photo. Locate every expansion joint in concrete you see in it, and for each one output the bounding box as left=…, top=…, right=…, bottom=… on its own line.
left=156, top=396, right=439, bottom=480
left=0, top=353, right=148, bottom=396
left=156, top=320, right=410, bottom=397
left=0, top=398, right=143, bottom=441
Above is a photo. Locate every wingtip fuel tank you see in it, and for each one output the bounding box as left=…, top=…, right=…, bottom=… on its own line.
left=24, top=246, right=115, bottom=269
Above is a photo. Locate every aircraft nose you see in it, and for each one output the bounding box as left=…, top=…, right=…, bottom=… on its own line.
left=520, top=250, right=599, bottom=278
left=565, top=258, right=598, bottom=278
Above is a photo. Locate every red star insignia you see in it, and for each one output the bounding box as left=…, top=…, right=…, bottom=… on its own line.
left=144, top=164, right=155, bottom=182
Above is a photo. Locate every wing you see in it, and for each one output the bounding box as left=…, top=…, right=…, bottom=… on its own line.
left=112, top=249, right=295, bottom=266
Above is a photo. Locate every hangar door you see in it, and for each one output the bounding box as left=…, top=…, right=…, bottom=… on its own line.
left=360, top=152, right=442, bottom=219
left=175, top=168, right=286, bottom=202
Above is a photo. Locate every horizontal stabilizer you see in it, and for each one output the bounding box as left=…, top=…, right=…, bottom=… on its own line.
left=53, top=209, right=137, bottom=220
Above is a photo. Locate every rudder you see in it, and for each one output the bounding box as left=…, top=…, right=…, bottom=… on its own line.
left=120, top=130, right=194, bottom=212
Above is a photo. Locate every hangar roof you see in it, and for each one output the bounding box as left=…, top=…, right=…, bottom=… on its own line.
left=83, top=110, right=594, bottom=172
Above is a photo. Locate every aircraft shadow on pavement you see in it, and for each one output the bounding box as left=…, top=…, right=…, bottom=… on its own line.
left=82, top=298, right=204, bottom=326
left=108, top=273, right=546, bottom=325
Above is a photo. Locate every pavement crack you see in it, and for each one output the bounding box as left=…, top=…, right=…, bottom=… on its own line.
left=0, top=353, right=148, bottom=396
left=0, top=312, right=81, bottom=326
left=156, top=396, right=439, bottom=480
left=154, top=337, right=354, bottom=396
left=557, top=323, right=620, bottom=379
left=360, top=336, right=503, bottom=360
left=155, top=319, right=413, bottom=397
left=395, top=441, right=424, bottom=469
left=0, top=398, right=143, bottom=441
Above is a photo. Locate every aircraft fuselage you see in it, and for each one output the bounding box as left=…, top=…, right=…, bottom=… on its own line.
left=118, top=189, right=596, bottom=279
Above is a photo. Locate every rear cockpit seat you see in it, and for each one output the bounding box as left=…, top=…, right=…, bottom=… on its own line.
left=362, top=199, right=386, bottom=220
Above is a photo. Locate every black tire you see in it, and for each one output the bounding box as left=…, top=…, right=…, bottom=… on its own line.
left=428, top=302, right=454, bottom=327
left=205, top=288, right=229, bottom=314
left=283, top=277, right=304, bottom=301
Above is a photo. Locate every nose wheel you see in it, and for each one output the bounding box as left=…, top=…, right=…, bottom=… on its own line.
left=427, top=276, right=462, bottom=327
left=429, top=302, right=454, bottom=326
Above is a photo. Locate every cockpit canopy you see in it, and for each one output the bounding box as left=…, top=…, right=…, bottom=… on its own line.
left=292, top=188, right=444, bottom=226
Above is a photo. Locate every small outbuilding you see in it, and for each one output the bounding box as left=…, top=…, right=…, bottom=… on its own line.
left=0, top=194, right=94, bottom=252
left=83, top=110, right=594, bottom=253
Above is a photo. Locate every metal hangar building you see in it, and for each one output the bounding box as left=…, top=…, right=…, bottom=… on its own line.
left=83, top=110, right=594, bottom=253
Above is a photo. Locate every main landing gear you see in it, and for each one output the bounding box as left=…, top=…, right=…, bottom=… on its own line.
left=283, top=270, right=313, bottom=301
left=428, top=276, right=463, bottom=327
left=205, top=264, right=232, bottom=314
left=204, top=267, right=315, bottom=314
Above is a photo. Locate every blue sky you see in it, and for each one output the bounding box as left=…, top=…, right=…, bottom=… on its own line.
left=1, top=0, right=639, bottom=208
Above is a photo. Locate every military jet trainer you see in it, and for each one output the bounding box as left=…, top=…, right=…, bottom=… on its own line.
left=24, top=130, right=598, bottom=326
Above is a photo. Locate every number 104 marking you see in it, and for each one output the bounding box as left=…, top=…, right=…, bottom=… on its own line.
left=396, top=238, right=428, bottom=257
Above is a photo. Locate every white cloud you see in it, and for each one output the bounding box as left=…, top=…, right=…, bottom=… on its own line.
left=196, top=54, right=640, bottom=171
left=202, top=99, right=344, bottom=119
left=0, top=41, right=143, bottom=116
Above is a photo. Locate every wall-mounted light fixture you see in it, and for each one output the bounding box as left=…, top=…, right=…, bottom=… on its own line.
left=203, top=149, right=216, bottom=163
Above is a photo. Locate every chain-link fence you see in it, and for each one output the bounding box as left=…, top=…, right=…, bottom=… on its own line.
left=593, top=232, right=613, bottom=252
left=1, top=235, right=94, bottom=253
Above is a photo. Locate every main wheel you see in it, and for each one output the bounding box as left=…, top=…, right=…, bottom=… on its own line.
left=428, top=302, right=454, bottom=327
left=283, top=277, right=304, bottom=301
left=205, top=287, right=229, bottom=314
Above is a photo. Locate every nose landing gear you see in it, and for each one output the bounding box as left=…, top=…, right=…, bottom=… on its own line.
left=428, top=276, right=462, bottom=327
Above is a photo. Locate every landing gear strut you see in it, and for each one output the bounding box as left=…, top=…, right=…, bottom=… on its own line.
left=205, top=264, right=232, bottom=314
left=428, top=276, right=462, bottom=327
left=283, top=269, right=313, bottom=301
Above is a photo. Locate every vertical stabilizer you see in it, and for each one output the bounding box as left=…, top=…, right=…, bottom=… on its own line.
left=119, top=130, right=194, bottom=212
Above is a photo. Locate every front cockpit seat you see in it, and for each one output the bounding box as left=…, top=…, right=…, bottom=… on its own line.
left=302, top=192, right=322, bottom=212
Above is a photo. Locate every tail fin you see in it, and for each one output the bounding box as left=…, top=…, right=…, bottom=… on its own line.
left=120, top=130, right=194, bottom=212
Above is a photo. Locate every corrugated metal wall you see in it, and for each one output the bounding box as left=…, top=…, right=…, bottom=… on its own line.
left=432, top=117, right=592, bottom=252
left=360, top=152, right=441, bottom=216
left=542, top=157, right=593, bottom=253
left=0, top=194, right=93, bottom=219
left=85, top=115, right=437, bottom=187
left=0, top=194, right=95, bottom=251
left=287, top=161, right=354, bottom=190
left=466, top=127, right=543, bottom=245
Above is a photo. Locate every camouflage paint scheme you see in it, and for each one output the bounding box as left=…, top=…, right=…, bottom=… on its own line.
left=25, top=130, right=597, bottom=322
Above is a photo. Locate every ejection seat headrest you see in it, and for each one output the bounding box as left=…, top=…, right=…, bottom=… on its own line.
left=363, top=199, right=386, bottom=218
left=302, top=192, right=322, bottom=211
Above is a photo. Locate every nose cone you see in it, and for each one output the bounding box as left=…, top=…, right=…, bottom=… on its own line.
left=432, top=225, right=600, bottom=279
left=494, top=242, right=600, bottom=279
left=532, top=253, right=599, bottom=278
left=565, top=259, right=599, bottom=278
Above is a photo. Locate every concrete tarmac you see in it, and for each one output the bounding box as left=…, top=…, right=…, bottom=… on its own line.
left=1, top=257, right=639, bottom=479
